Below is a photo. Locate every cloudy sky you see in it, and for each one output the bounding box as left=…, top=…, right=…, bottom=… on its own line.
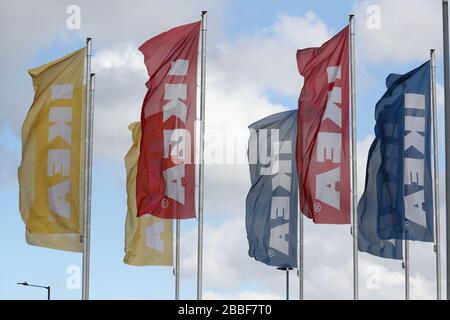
left=0, top=0, right=447, bottom=299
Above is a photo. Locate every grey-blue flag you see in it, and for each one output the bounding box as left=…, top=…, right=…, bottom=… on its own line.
left=246, top=110, right=298, bottom=268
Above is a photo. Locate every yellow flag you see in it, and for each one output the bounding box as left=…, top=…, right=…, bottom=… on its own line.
left=19, top=48, right=85, bottom=238
left=123, top=122, right=173, bottom=266
left=25, top=230, right=82, bottom=252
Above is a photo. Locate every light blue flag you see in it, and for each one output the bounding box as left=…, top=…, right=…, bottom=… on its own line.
left=245, top=110, right=298, bottom=268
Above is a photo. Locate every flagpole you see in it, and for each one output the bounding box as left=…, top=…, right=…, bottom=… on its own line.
left=82, top=38, right=93, bottom=301
left=197, top=10, right=207, bottom=300
left=404, top=238, right=410, bottom=300
left=349, top=14, right=359, bottom=301
left=175, top=219, right=180, bottom=300
left=431, top=49, right=442, bottom=300
left=442, top=0, right=450, bottom=300
left=298, top=209, right=304, bottom=300
left=286, top=269, right=290, bottom=300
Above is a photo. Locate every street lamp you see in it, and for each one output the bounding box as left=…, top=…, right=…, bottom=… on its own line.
left=276, top=267, right=293, bottom=300
left=17, top=281, right=51, bottom=300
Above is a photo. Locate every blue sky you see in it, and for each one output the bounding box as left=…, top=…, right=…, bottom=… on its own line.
left=0, top=0, right=447, bottom=300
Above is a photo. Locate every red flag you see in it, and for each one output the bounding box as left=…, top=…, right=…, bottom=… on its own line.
left=136, top=21, right=200, bottom=219
left=296, top=26, right=350, bottom=224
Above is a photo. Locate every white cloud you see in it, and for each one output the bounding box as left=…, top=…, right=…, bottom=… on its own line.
left=212, top=11, right=331, bottom=96
left=355, top=0, right=442, bottom=62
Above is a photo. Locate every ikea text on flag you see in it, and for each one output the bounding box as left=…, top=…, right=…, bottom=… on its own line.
left=136, top=21, right=200, bottom=219
left=246, top=110, right=298, bottom=268
left=18, top=48, right=85, bottom=235
left=376, top=62, right=434, bottom=242
left=296, top=26, right=350, bottom=224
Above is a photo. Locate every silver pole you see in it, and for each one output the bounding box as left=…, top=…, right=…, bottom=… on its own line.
left=404, top=239, right=410, bottom=300
left=82, top=38, right=93, bottom=301
left=442, top=0, right=450, bottom=300
left=286, top=269, right=289, bottom=301
left=349, top=14, right=359, bottom=300
left=298, top=209, right=304, bottom=300
left=175, top=219, right=180, bottom=300
left=431, top=49, right=442, bottom=300
left=196, top=10, right=207, bottom=300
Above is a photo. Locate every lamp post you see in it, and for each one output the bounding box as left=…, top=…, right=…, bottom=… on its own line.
left=277, top=267, right=293, bottom=300
left=17, top=281, right=51, bottom=300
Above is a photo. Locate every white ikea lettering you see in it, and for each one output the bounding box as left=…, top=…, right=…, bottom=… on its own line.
left=269, top=223, right=289, bottom=255
left=51, top=84, right=73, bottom=100
left=48, top=180, right=70, bottom=218
left=404, top=158, right=424, bottom=186
left=404, top=190, right=426, bottom=226
left=145, top=220, right=165, bottom=253
left=327, top=66, right=341, bottom=82
left=163, top=129, right=191, bottom=164
left=163, top=84, right=187, bottom=123
left=403, top=93, right=427, bottom=227
left=404, top=115, right=425, bottom=153
left=163, top=164, right=185, bottom=205
left=162, top=59, right=190, bottom=205
left=259, top=132, right=293, bottom=256
left=271, top=196, right=290, bottom=220
left=316, top=167, right=341, bottom=210
left=405, top=93, right=425, bottom=110
left=322, top=87, right=342, bottom=127
left=317, top=132, right=341, bottom=163
left=322, top=66, right=342, bottom=127
left=258, top=129, right=279, bottom=169
left=49, top=107, right=72, bottom=144
left=48, top=84, right=73, bottom=219
left=47, top=149, right=70, bottom=176
left=314, top=66, right=343, bottom=210
left=168, top=59, right=189, bottom=76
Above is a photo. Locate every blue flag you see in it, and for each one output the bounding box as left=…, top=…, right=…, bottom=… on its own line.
left=246, top=110, right=298, bottom=268
left=358, top=139, right=403, bottom=259
left=360, top=61, right=433, bottom=244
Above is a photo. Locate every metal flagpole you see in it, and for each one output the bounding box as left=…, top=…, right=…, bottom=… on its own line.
left=431, top=49, right=442, bottom=300
left=286, top=269, right=290, bottom=300
left=82, top=38, right=93, bottom=301
left=298, top=209, right=304, bottom=300
left=349, top=14, right=359, bottom=300
left=197, top=10, right=207, bottom=300
left=404, top=239, right=410, bottom=300
left=442, top=0, right=450, bottom=300
left=175, top=220, right=180, bottom=300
